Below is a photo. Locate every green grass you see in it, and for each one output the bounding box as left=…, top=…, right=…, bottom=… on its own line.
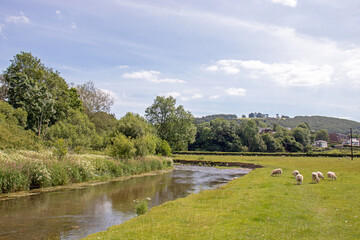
left=85, top=155, right=360, bottom=240
left=0, top=150, right=173, bottom=193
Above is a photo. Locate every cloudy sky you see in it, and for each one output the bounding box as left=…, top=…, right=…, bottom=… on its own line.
left=1, top=0, right=360, bottom=121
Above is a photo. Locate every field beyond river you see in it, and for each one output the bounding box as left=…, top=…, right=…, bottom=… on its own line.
left=85, top=155, right=360, bottom=240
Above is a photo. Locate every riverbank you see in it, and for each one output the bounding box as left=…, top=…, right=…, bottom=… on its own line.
left=0, top=168, right=174, bottom=201
left=0, top=150, right=173, bottom=195
left=85, top=155, right=360, bottom=240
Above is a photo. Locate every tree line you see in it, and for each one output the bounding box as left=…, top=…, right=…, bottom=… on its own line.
left=0, top=52, right=331, bottom=156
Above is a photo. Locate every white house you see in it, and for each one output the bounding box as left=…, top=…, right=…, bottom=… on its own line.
left=314, top=140, right=328, bottom=148
left=342, top=138, right=360, bottom=146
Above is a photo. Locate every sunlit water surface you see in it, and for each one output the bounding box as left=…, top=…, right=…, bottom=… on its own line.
left=0, top=165, right=249, bottom=239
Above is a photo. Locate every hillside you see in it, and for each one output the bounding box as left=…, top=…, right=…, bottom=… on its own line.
left=195, top=115, right=360, bottom=134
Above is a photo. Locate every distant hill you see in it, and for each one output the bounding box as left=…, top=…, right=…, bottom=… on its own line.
left=195, top=114, right=238, bottom=124
left=262, top=116, right=360, bottom=134
left=195, top=115, right=360, bottom=134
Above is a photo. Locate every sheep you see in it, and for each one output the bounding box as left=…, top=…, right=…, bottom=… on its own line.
left=312, top=172, right=320, bottom=183
left=292, top=170, right=299, bottom=177
left=295, top=174, right=303, bottom=184
left=271, top=168, right=282, bottom=176
left=327, top=171, right=337, bottom=181
left=317, top=171, right=325, bottom=180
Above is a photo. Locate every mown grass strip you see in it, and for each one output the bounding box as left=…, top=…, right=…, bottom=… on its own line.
left=85, top=155, right=360, bottom=240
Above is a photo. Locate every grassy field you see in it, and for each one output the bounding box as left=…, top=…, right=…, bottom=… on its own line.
left=85, top=154, right=360, bottom=240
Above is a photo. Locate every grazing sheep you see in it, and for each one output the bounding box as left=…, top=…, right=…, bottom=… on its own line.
left=312, top=172, right=320, bottom=183
left=327, top=171, right=337, bottom=181
left=271, top=168, right=282, bottom=176
left=295, top=174, right=303, bottom=185
left=317, top=171, right=325, bottom=180
left=292, top=170, right=299, bottom=177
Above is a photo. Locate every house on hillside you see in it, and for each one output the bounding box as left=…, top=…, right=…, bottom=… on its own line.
left=314, top=140, right=328, bottom=148
left=342, top=138, right=360, bottom=146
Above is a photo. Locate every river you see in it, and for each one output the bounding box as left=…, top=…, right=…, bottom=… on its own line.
left=0, top=165, right=249, bottom=239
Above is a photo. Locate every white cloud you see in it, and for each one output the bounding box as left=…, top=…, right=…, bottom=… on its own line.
left=100, top=89, right=118, bottom=99
left=5, top=11, right=30, bottom=24
left=115, top=65, right=129, bottom=69
left=337, top=116, right=353, bottom=120
left=164, top=92, right=181, bottom=98
left=181, top=93, right=203, bottom=101
left=123, top=70, right=185, bottom=83
left=270, top=0, right=297, bottom=7
left=55, top=10, right=62, bottom=18
left=208, top=60, right=334, bottom=87
left=209, top=95, right=221, bottom=100
left=71, top=22, right=78, bottom=29
left=225, top=88, right=247, bottom=96
left=163, top=91, right=203, bottom=101
left=0, top=24, right=5, bottom=39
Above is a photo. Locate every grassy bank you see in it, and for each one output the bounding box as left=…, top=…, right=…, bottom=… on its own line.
left=85, top=155, right=360, bottom=240
left=0, top=150, right=173, bottom=194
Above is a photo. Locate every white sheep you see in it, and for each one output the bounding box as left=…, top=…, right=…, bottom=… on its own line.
left=327, top=171, right=337, bottom=181
left=317, top=171, right=325, bottom=180
left=312, top=172, right=320, bottom=183
left=271, top=168, right=282, bottom=176
left=292, top=170, right=299, bottom=177
left=295, top=174, right=303, bottom=184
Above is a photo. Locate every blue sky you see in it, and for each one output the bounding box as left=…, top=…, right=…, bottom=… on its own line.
left=1, top=0, right=360, bottom=121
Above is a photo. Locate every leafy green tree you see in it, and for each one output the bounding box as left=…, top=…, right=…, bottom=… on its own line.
left=242, top=120, right=265, bottom=152
left=108, top=133, right=136, bottom=159
left=76, top=81, right=115, bottom=119
left=145, top=96, right=196, bottom=151
left=292, top=123, right=311, bottom=147
left=0, top=101, right=41, bottom=150
left=315, top=129, right=330, bottom=141
left=6, top=73, right=55, bottom=136
left=0, top=74, right=8, bottom=101
left=116, top=112, right=153, bottom=139
left=282, top=135, right=303, bottom=152
left=46, top=109, right=97, bottom=150
left=90, top=111, right=117, bottom=134
left=3, top=52, right=82, bottom=136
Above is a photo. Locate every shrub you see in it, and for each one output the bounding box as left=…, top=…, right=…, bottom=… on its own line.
left=27, top=161, right=52, bottom=188
left=108, top=133, right=136, bottom=159
left=133, top=197, right=151, bottom=216
left=0, top=164, right=29, bottom=193
left=49, top=162, right=70, bottom=186
left=53, top=138, right=68, bottom=160
left=156, top=139, right=172, bottom=156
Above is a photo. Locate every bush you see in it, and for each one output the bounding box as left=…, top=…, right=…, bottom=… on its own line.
left=133, top=197, right=151, bottom=216
left=49, top=162, right=70, bottom=186
left=0, top=164, right=29, bottom=193
left=53, top=138, right=68, bottom=160
left=108, top=133, right=136, bottom=159
left=27, top=161, right=52, bottom=188
left=156, top=139, right=172, bottom=156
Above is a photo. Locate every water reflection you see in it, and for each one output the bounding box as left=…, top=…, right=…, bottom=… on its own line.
left=0, top=165, right=249, bottom=240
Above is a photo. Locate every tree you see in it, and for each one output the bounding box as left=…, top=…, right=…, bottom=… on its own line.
left=6, top=73, right=55, bottom=136
left=292, top=123, right=311, bottom=147
left=145, top=96, right=196, bottom=151
left=3, top=52, right=81, bottom=136
left=46, top=109, right=97, bottom=150
left=116, top=112, right=154, bottom=139
left=76, top=81, right=115, bottom=119
left=315, top=129, right=330, bottom=141
left=241, top=120, right=265, bottom=152
left=0, top=74, right=8, bottom=101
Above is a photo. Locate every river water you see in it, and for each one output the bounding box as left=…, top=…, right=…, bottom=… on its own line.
left=0, top=165, right=249, bottom=240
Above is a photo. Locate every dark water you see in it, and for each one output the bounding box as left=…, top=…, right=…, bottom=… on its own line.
left=0, top=165, right=249, bottom=240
